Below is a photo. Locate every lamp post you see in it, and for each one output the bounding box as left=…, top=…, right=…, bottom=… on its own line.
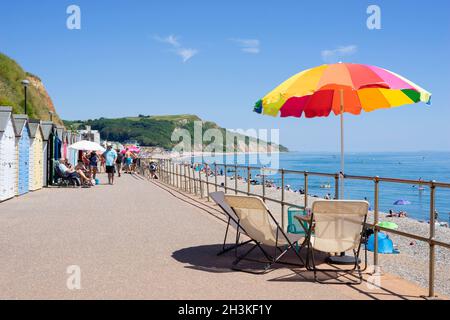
left=49, top=111, right=54, bottom=122
left=21, top=79, right=30, bottom=115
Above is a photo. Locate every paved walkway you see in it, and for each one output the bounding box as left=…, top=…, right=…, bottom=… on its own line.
left=0, top=173, right=435, bottom=299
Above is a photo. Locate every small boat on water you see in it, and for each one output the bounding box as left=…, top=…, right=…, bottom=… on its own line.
left=320, top=183, right=331, bottom=189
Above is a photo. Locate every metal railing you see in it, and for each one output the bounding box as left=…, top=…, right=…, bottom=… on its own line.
left=139, top=158, right=450, bottom=298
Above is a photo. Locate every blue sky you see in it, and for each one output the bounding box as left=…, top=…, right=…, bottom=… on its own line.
left=1, top=0, right=449, bottom=151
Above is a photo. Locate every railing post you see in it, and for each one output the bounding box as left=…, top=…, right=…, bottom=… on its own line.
left=234, top=165, right=238, bottom=195
left=429, top=181, right=436, bottom=298
left=205, top=164, right=210, bottom=201
left=188, top=165, right=192, bottom=193
left=214, top=163, right=218, bottom=192
left=169, top=161, right=172, bottom=185
left=304, top=172, right=309, bottom=208
left=193, top=166, right=197, bottom=195
left=199, top=169, right=203, bottom=198
left=281, top=169, right=285, bottom=230
left=184, top=165, right=187, bottom=192
left=262, top=168, right=266, bottom=201
left=224, top=164, right=228, bottom=194
left=334, top=174, right=340, bottom=200
left=374, top=176, right=380, bottom=271
left=164, top=161, right=167, bottom=183
left=247, top=166, right=251, bottom=195
left=165, top=161, right=168, bottom=183
left=176, top=164, right=179, bottom=188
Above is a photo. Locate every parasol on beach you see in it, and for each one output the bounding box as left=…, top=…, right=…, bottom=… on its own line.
left=69, top=140, right=105, bottom=152
left=254, top=63, right=432, bottom=198
left=121, top=146, right=141, bottom=154
left=394, top=199, right=411, bottom=205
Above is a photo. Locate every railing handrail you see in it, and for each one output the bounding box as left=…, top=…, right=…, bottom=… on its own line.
left=142, top=158, right=450, bottom=188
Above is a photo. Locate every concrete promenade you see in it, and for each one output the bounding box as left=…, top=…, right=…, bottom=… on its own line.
left=0, top=173, right=438, bottom=299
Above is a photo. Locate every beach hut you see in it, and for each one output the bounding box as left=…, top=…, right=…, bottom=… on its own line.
left=49, top=125, right=61, bottom=185
left=12, top=115, right=31, bottom=196
left=67, top=130, right=80, bottom=166
left=40, top=121, right=54, bottom=187
left=0, top=107, right=17, bottom=202
left=28, top=120, right=44, bottom=191
left=56, top=126, right=64, bottom=158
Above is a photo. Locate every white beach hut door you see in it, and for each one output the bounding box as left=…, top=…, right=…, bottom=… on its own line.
left=0, top=120, right=16, bottom=201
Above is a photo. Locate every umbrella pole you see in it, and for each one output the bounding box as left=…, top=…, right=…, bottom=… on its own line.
left=340, top=89, right=345, bottom=199
left=326, top=89, right=359, bottom=265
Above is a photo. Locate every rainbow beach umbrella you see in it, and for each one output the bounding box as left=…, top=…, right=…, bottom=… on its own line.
left=254, top=63, right=432, bottom=197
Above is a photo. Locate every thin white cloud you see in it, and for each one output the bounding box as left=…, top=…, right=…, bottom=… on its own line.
left=176, top=48, right=198, bottom=63
left=321, top=45, right=358, bottom=63
left=154, top=34, right=198, bottom=63
left=231, top=38, right=260, bottom=54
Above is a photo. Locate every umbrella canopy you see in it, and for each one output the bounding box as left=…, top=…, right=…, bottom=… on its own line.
left=254, top=63, right=431, bottom=117
left=254, top=63, right=431, bottom=199
left=69, top=140, right=105, bottom=152
left=394, top=199, right=411, bottom=205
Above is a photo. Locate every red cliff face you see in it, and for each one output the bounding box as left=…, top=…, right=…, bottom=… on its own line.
left=27, top=75, right=57, bottom=114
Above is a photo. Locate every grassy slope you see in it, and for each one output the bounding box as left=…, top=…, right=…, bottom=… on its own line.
left=64, top=115, right=289, bottom=152
left=0, top=52, right=63, bottom=124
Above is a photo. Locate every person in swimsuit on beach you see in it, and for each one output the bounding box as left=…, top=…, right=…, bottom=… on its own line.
left=124, top=148, right=133, bottom=174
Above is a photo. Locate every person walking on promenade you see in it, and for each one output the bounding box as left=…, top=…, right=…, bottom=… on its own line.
left=116, top=148, right=124, bottom=177
left=124, top=148, right=133, bottom=174
left=88, top=150, right=99, bottom=180
left=103, top=144, right=117, bottom=185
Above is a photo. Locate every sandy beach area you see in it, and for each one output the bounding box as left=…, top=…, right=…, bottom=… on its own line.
left=168, top=167, right=450, bottom=296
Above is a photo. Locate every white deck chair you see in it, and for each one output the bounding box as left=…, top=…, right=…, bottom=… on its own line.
left=301, top=200, right=369, bottom=284
left=224, top=195, right=305, bottom=274
left=209, top=192, right=252, bottom=255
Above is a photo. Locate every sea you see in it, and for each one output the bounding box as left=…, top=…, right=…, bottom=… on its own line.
left=188, top=151, right=450, bottom=223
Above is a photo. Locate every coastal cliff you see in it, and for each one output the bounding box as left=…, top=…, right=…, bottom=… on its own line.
left=0, top=52, right=63, bottom=125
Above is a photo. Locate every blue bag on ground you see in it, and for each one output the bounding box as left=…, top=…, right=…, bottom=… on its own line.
left=367, top=232, right=399, bottom=254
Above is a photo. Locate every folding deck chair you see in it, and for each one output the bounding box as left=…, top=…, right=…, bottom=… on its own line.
left=223, top=194, right=306, bottom=274
left=299, top=200, right=369, bottom=284
left=209, top=191, right=252, bottom=255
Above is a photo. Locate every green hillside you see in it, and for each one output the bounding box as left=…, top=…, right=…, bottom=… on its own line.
left=64, top=115, right=289, bottom=152
left=0, top=52, right=63, bottom=125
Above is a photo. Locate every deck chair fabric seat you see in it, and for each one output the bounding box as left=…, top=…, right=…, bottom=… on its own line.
left=222, top=194, right=305, bottom=274
left=305, top=200, right=369, bottom=284
left=224, top=195, right=304, bottom=247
